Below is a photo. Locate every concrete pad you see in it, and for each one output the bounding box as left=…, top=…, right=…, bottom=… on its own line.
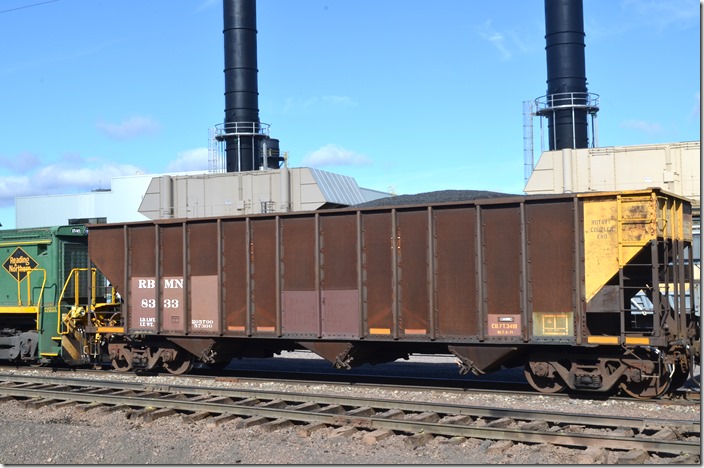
left=405, top=433, right=434, bottom=448
left=575, top=447, right=607, bottom=464
left=329, top=426, right=358, bottom=438
left=485, top=439, right=514, bottom=456
left=206, top=414, right=240, bottom=428
left=297, top=422, right=327, bottom=437
left=362, top=429, right=393, bottom=445
left=486, top=417, right=515, bottom=428
left=260, top=418, right=294, bottom=432
left=617, top=449, right=650, bottom=465
left=235, top=416, right=269, bottom=429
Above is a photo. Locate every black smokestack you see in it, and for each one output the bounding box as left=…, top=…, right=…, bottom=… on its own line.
left=543, top=0, right=589, bottom=150
left=223, top=0, right=259, bottom=172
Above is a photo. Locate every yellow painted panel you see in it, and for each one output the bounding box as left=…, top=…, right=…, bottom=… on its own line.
left=587, top=336, right=619, bottom=344
left=96, top=327, right=125, bottom=333
left=583, top=199, right=619, bottom=301
left=532, top=312, right=573, bottom=337
left=583, top=193, right=656, bottom=302
left=0, top=307, right=39, bottom=314
left=625, top=337, right=650, bottom=345
left=370, top=328, right=391, bottom=335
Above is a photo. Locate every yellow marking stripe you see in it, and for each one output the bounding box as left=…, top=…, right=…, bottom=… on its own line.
left=587, top=336, right=619, bottom=345
left=625, top=337, right=650, bottom=345
left=370, top=328, right=391, bottom=335
left=404, top=328, right=427, bottom=335
left=0, top=240, right=50, bottom=247
left=256, top=326, right=275, bottom=332
left=0, top=307, right=40, bottom=314
left=96, top=327, right=124, bottom=333
left=227, top=326, right=245, bottom=332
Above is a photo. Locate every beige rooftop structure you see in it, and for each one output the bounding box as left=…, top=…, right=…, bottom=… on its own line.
left=138, top=167, right=387, bottom=220
left=524, top=141, right=700, bottom=216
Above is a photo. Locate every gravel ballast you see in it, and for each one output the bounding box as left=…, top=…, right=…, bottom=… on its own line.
left=0, top=360, right=699, bottom=465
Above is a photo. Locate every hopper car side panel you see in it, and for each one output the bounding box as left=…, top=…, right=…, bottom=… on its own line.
left=88, top=189, right=698, bottom=397
left=92, top=198, right=581, bottom=345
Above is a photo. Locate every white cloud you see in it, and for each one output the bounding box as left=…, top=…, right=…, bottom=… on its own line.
left=689, top=92, right=700, bottom=121
left=477, top=20, right=512, bottom=60
left=0, top=154, right=143, bottom=208
left=96, top=116, right=161, bottom=140
left=619, top=119, right=664, bottom=135
left=195, top=0, right=219, bottom=12
left=282, top=95, right=357, bottom=115
left=167, top=148, right=210, bottom=172
left=621, top=0, right=698, bottom=31
left=302, top=144, right=371, bottom=167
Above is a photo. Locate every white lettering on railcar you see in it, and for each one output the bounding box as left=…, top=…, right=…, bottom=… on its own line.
left=137, top=279, right=184, bottom=289
left=191, top=319, right=215, bottom=329
left=139, top=317, right=156, bottom=327
left=164, top=278, right=184, bottom=289
left=138, top=279, right=156, bottom=288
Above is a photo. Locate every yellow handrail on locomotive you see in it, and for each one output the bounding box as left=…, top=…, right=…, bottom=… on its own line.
left=16, top=268, right=47, bottom=307
left=57, top=268, right=120, bottom=335
left=57, top=268, right=92, bottom=336
left=21, top=268, right=46, bottom=331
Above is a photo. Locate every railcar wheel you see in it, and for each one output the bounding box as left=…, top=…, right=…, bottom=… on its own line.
left=619, top=350, right=671, bottom=399
left=163, top=356, right=193, bottom=375
left=524, top=361, right=566, bottom=394
left=111, top=349, right=133, bottom=372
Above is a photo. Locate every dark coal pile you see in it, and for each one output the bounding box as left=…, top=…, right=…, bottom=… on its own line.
left=355, top=189, right=517, bottom=209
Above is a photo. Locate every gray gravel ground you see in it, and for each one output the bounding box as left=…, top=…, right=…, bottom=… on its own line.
left=0, top=359, right=699, bottom=465
left=2, top=399, right=695, bottom=465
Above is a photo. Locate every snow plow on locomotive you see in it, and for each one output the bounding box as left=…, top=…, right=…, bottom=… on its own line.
left=84, top=187, right=699, bottom=399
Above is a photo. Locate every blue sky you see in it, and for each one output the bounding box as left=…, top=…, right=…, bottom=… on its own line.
left=0, top=0, right=700, bottom=228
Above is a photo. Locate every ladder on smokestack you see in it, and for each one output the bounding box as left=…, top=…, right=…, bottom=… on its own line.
left=208, top=127, right=226, bottom=173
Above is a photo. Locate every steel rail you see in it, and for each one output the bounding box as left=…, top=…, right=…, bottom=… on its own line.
left=0, top=375, right=700, bottom=455
left=0, top=374, right=698, bottom=433
left=2, top=365, right=697, bottom=406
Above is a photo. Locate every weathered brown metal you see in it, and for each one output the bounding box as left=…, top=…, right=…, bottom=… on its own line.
left=87, top=188, right=696, bottom=382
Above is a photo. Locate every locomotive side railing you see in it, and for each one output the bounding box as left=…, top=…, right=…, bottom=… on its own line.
left=18, top=268, right=46, bottom=308
left=57, top=268, right=120, bottom=336
left=0, top=269, right=46, bottom=323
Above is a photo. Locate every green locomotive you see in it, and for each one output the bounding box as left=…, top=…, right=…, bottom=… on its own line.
left=0, top=225, right=121, bottom=367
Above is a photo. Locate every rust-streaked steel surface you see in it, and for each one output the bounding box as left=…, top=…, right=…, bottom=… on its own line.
left=87, top=188, right=692, bottom=346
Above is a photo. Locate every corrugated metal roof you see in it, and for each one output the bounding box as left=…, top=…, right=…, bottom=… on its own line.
left=309, top=168, right=368, bottom=206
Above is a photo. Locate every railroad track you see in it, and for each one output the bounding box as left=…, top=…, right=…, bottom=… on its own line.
left=9, top=362, right=698, bottom=405
left=0, top=373, right=698, bottom=456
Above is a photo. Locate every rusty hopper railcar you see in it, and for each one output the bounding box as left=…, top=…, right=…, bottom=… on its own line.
left=88, top=188, right=699, bottom=398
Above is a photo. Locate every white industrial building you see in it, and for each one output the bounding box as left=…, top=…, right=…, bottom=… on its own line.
left=15, top=167, right=389, bottom=228
left=524, top=140, right=700, bottom=216
left=15, top=139, right=701, bottom=229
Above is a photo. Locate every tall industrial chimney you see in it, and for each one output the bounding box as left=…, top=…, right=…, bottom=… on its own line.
left=221, top=0, right=282, bottom=172
left=538, top=0, right=599, bottom=151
